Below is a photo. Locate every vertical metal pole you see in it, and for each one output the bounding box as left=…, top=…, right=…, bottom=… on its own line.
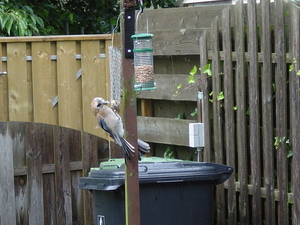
left=197, top=91, right=203, bottom=162
left=121, top=1, right=141, bottom=224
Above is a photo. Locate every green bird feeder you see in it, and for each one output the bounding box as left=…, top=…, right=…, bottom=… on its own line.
left=131, top=33, right=156, bottom=91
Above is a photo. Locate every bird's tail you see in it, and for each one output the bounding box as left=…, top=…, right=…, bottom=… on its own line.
left=138, top=139, right=150, bottom=159
left=113, top=133, right=135, bottom=160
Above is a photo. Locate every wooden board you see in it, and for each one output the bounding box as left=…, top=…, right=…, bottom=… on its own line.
left=234, top=1, right=249, bottom=223
left=137, top=5, right=229, bottom=32
left=290, top=3, right=300, bottom=225
left=275, top=1, right=289, bottom=224
left=137, top=74, right=201, bottom=101
left=0, top=122, right=17, bottom=225
left=32, top=42, right=54, bottom=124
left=7, top=43, right=30, bottom=121
left=137, top=116, right=195, bottom=146
left=247, top=1, right=262, bottom=224
left=222, top=7, right=237, bottom=225
left=81, top=40, right=107, bottom=138
left=57, top=41, right=82, bottom=130
left=54, top=125, right=73, bottom=224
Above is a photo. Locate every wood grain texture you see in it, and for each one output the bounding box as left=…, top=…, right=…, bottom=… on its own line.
left=7, top=43, right=30, bottom=122
left=222, top=7, right=237, bottom=225
left=261, top=0, right=276, bottom=224
left=275, top=1, right=289, bottom=224
left=137, top=116, right=195, bottom=146
left=290, top=3, right=300, bottom=225
left=247, top=1, right=262, bottom=224
left=0, top=122, right=17, bottom=225
left=32, top=42, right=54, bottom=124
left=234, top=1, right=249, bottom=224
left=57, top=41, right=82, bottom=130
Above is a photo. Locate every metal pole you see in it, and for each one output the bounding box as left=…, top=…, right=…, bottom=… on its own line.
left=121, top=1, right=141, bottom=224
left=197, top=91, right=203, bottom=162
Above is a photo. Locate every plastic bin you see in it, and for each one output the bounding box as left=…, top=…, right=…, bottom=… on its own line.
left=79, top=157, right=233, bottom=225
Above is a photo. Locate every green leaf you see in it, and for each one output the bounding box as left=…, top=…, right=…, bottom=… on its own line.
left=5, top=15, right=14, bottom=35
left=289, top=64, right=294, bottom=72
left=203, top=63, right=212, bottom=76
left=217, top=91, right=224, bottom=101
left=233, top=106, right=238, bottom=110
left=297, top=70, right=300, bottom=76
left=35, top=16, right=44, bottom=27
left=287, top=149, right=293, bottom=158
left=175, top=112, right=186, bottom=119
left=177, top=83, right=182, bottom=89
left=188, top=74, right=195, bottom=84
left=68, top=13, right=74, bottom=24
left=190, top=108, right=198, bottom=117
left=190, top=65, right=198, bottom=76
left=209, top=91, right=213, bottom=96
left=293, top=57, right=297, bottom=63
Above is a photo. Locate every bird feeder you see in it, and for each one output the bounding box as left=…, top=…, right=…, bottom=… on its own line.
left=131, top=33, right=156, bottom=91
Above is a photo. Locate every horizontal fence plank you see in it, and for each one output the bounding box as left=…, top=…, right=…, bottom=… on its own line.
left=223, top=182, right=293, bottom=203
left=137, top=74, right=201, bottom=101
left=138, top=5, right=229, bottom=32
left=137, top=116, right=195, bottom=146
left=152, top=29, right=206, bottom=55
left=14, top=161, right=84, bottom=176
left=0, top=34, right=112, bottom=43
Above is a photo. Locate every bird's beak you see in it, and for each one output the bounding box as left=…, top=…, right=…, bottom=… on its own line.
left=104, top=100, right=110, bottom=104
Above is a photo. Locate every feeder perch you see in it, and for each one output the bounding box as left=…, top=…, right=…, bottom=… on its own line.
left=131, top=33, right=156, bottom=91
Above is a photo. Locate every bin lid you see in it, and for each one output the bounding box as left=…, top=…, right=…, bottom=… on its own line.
left=79, top=157, right=233, bottom=191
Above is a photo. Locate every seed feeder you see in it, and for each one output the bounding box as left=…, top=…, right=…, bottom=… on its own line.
left=131, top=33, right=156, bottom=91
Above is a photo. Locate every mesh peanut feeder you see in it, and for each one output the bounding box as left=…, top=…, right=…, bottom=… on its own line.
left=131, top=33, right=156, bottom=91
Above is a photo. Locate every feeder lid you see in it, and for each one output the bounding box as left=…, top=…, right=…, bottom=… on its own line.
left=131, top=33, right=154, bottom=39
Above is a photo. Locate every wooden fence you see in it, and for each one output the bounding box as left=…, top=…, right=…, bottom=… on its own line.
left=136, top=0, right=300, bottom=224
left=0, top=121, right=114, bottom=225
left=0, top=35, right=111, bottom=139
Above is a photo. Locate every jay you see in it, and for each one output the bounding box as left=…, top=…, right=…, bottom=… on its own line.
left=91, top=97, right=150, bottom=160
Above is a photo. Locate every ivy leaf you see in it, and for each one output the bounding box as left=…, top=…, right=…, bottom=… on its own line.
left=177, top=83, right=182, bottom=89
left=217, top=91, right=224, bottom=101
left=190, top=108, right=198, bottom=117
left=287, top=150, right=293, bottom=158
left=289, top=64, right=294, bottom=72
left=233, top=106, right=238, bottom=110
left=190, top=65, right=198, bottom=76
left=188, top=74, right=195, bottom=84
left=203, top=63, right=212, bottom=76
left=297, top=70, right=300, bottom=76
left=188, top=66, right=197, bottom=84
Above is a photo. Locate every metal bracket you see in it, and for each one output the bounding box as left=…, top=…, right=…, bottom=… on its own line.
left=52, top=96, right=58, bottom=107
left=124, top=8, right=135, bottom=58
left=76, top=68, right=82, bottom=80
left=198, top=91, right=203, bottom=100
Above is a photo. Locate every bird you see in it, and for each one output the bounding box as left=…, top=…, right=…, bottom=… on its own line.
left=109, top=99, right=150, bottom=158
left=91, top=97, right=149, bottom=160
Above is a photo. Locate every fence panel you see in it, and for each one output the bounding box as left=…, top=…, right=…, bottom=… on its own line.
left=0, top=35, right=111, bottom=139
left=0, top=121, right=109, bottom=225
